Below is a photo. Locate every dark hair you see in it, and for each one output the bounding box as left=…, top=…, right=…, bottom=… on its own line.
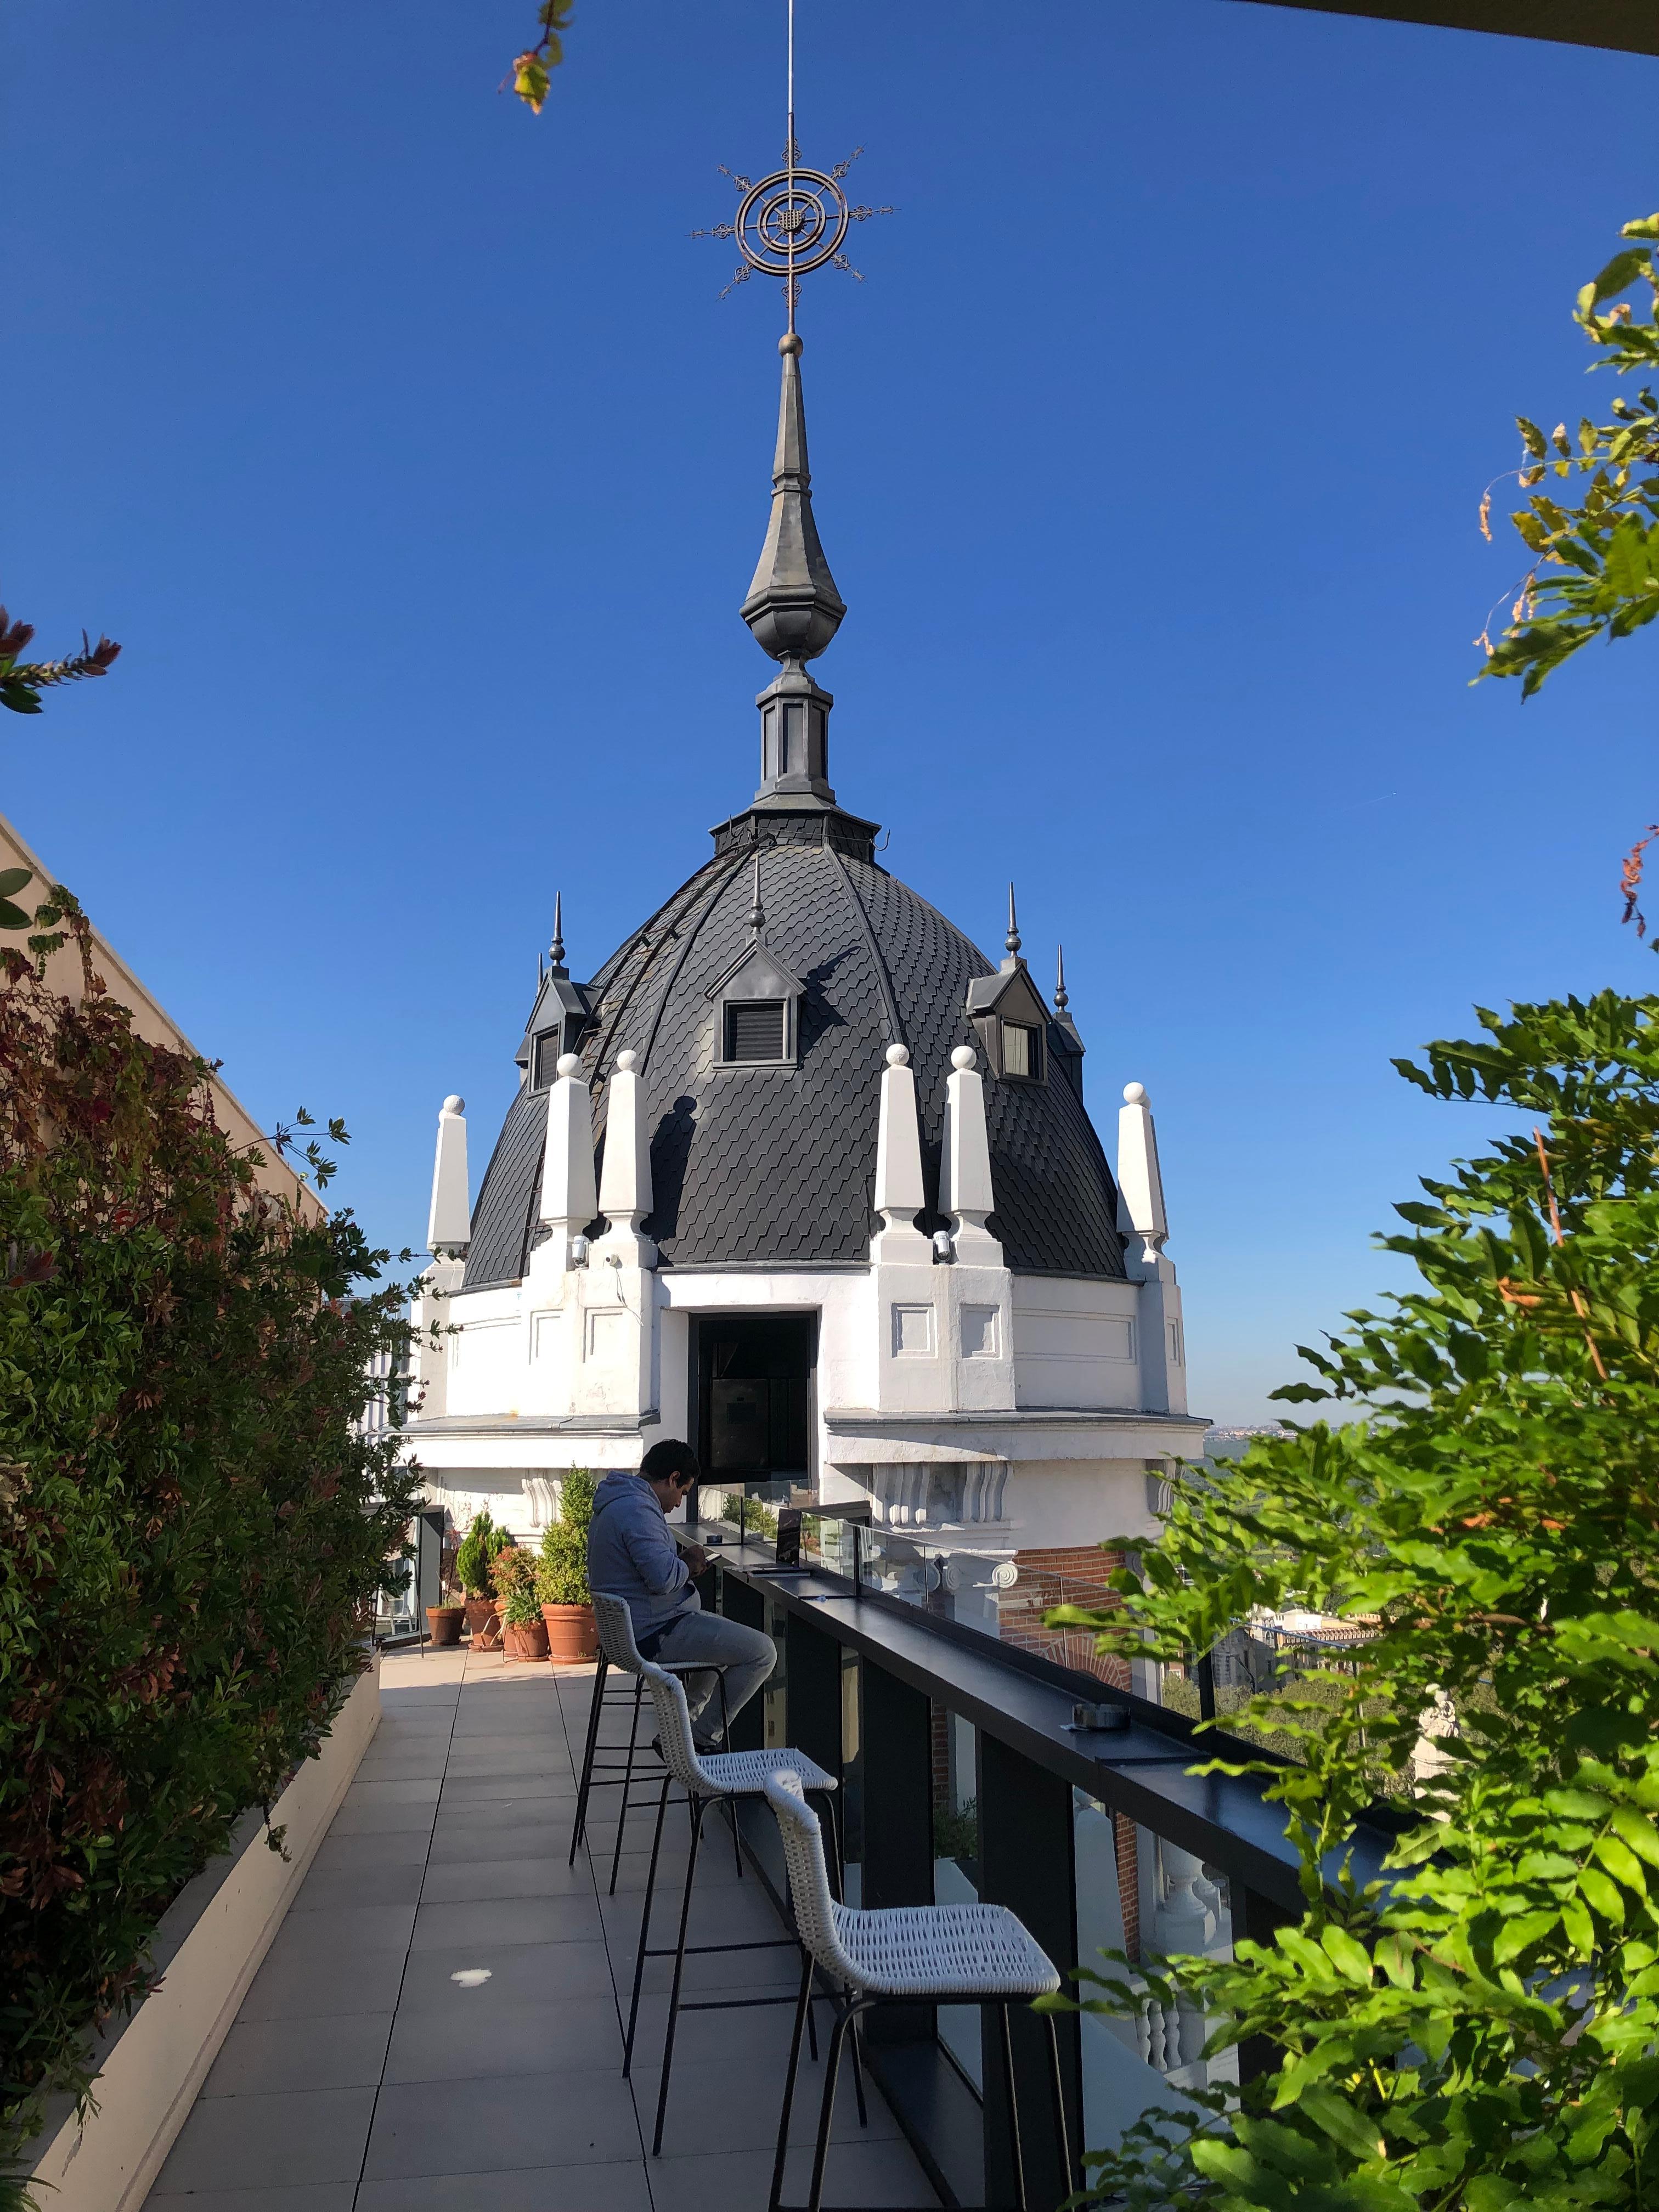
left=641, top=1437, right=700, bottom=1488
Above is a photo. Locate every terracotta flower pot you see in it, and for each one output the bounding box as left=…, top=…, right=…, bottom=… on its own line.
left=503, top=1616, right=551, bottom=1662
left=541, top=1601, right=599, bottom=1662
left=462, top=1596, right=499, bottom=1644
left=426, top=1605, right=464, bottom=1647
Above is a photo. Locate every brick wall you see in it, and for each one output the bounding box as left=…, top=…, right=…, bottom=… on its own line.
left=997, top=1545, right=1131, bottom=1690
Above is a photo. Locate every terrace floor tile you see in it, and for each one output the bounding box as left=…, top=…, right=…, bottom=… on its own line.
left=141, top=1646, right=939, bottom=2211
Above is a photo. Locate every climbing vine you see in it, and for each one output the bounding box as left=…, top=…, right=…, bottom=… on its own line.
left=0, top=923, right=423, bottom=2192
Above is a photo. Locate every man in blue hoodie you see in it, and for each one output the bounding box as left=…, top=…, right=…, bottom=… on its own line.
left=587, top=1438, right=775, bottom=1746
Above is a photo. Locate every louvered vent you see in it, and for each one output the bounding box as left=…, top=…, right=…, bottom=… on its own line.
left=724, top=1001, right=787, bottom=1063
left=533, top=1032, right=563, bottom=1089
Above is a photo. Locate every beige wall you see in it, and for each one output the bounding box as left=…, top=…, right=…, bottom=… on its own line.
left=1, top=809, right=316, bottom=1213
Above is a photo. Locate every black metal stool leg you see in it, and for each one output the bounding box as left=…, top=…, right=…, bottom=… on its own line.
left=608, top=1675, right=646, bottom=1895
left=805, top=1996, right=867, bottom=2212
left=769, top=1947, right=815, bottom=2212
left=1047, top=2009, right=1075, bottom=2199
left=810, top=1791, right=862, bottom=2124
left=999, top=2002, right=1029, bottom=2212
left=719, top=1673, right=744, bottom=1879
left=568, top=1654, right=608, bottom=1865
left=623, top=1774, right=672, bottom=2079
left=652, top=1797, right=706, bottom=2154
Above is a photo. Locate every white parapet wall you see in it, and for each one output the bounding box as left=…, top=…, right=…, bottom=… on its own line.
left=23, top=1657, right=382, bottom=2212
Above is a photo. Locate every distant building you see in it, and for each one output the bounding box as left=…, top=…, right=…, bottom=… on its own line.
left=0, top=808, right=313, bottom=1215
left=399, top=336, right=1207, bottom=1600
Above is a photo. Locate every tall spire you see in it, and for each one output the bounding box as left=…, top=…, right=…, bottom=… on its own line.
left=548, top=891, right=566, bottom=977
left=1004, top=883, right=1022, bottom=964
left=1054, top=942, right=1068, bottom=1011
left=741, top=334, right=844, bottom=809
left=741, top=334, right=845, bottom=666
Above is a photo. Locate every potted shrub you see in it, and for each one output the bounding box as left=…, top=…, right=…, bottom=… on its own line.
left=538, top=1469, right=599, bottom=1661
left=493, top=1544, right=549, bottom=1661
left=455, top=1509, right=507, bottom=1644
left=425, top=1569, right=464, bottom=1648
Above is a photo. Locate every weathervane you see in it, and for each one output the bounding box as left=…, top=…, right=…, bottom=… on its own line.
left=691, top=0, right=894, bottom=330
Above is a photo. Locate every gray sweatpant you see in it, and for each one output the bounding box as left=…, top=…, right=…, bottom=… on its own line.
left=653, top=1609, right=776, bottom=1745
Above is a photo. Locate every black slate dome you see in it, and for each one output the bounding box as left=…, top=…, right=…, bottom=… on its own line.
left=463, top=828, right=1126, bottom=1286
left=462, top=335, right=1126, bottom=1288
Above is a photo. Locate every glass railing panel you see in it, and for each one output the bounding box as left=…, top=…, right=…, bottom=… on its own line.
left=932, top=1703, right=983, bottom=2091
left=1073, top=1788, right=1238, bottom=2154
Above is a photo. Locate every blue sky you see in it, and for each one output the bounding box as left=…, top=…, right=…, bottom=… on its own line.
left=6, top=1, right=1656, bottom=1423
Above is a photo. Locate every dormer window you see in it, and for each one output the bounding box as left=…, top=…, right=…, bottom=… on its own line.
left=724, top=1000, right=788, bottom=1063
left=964, top=960, right=1052, bottom=1084
left=707, top=932, right=803, bottom=1070
left=1000, top=1020, right=1042, bottom=1081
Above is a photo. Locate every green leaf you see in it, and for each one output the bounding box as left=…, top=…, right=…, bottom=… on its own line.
left=1544, top=1789, right=1611, bottom=1819
left=1580, top=1866, right=1627, bottom=1926
left=1464, top=2176, right=1528, bottom=2212
left=1588, top=246, right=1652, bottom=305
left=1594, top=1833, right=1649, bottom=1895
left=1465, top=2180, right=1526, bottom=2211
left=1320, top=1926, right=1374, bottom=1984
left=1492, top=1909, right=1558, bottom=1965
left=1299, top=2087, right=1386, bottom=2164
left=1610, top=1805, right=1659, bottom=1869
left=0, top=866, right=32, bottom=898
left=1561, top=1897, right=1598, bottom=1955
left=0, top=899, right=30, bottom=930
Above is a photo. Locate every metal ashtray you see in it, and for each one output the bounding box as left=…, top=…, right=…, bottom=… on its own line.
left=1064, top=1700, right=1131, bottom=1734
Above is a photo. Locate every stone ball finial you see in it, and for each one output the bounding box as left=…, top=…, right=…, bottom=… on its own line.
left=442, top=1094, right=465, bottom=1115
left=885, top=1043, right=910, bottom=1067
left=556, top=1053, right=582, bottom=1080
left=615, top=1049, right=637, bottom=1073
left=1123, top=1081, right=1148, bottom=1105
left=951, top=1045, right=977, bottom=1073
left=779, top=331, right=803, bottom=356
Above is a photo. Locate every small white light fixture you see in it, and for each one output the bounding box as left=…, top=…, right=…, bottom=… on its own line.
left=571, top=1235, right=590, bottom=1266
left=932, top=1229, right=954, bottom=1263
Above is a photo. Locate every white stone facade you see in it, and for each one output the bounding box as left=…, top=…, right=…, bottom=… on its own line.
left=400, top=1049, right=1206, bottom=1560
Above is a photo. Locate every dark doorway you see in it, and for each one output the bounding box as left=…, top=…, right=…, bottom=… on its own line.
left=691, top=1313, right=815, bottom=1483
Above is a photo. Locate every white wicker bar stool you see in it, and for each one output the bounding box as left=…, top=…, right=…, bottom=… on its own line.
left=762, top=1768, right=1073, bottom=2212
left=569, top=1592, right=741, bottom=1893
left=629, top=1659, right=865, bottom=2159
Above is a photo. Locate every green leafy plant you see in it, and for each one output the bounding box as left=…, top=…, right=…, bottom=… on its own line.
left=491, top=1542, right=541, bottom=1629
left=1476, top=214, right=1659, bottom=699
left=455, top=1508, right=509, bottom=1598
left=1046, top=990, right=1659, bottom=2210
left=0, top=921, right=423, bottom=2187
left=537, top=1469, right=596, bottom=1607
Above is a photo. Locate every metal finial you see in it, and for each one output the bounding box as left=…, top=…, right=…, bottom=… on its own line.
left=549, top=891, right=566, bottom=972
left=1054, top=943, right=1068, bottom=1011
left=749, top=848, right=766, bottom=934
left=1005, top=883, right=1022, bottom=959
